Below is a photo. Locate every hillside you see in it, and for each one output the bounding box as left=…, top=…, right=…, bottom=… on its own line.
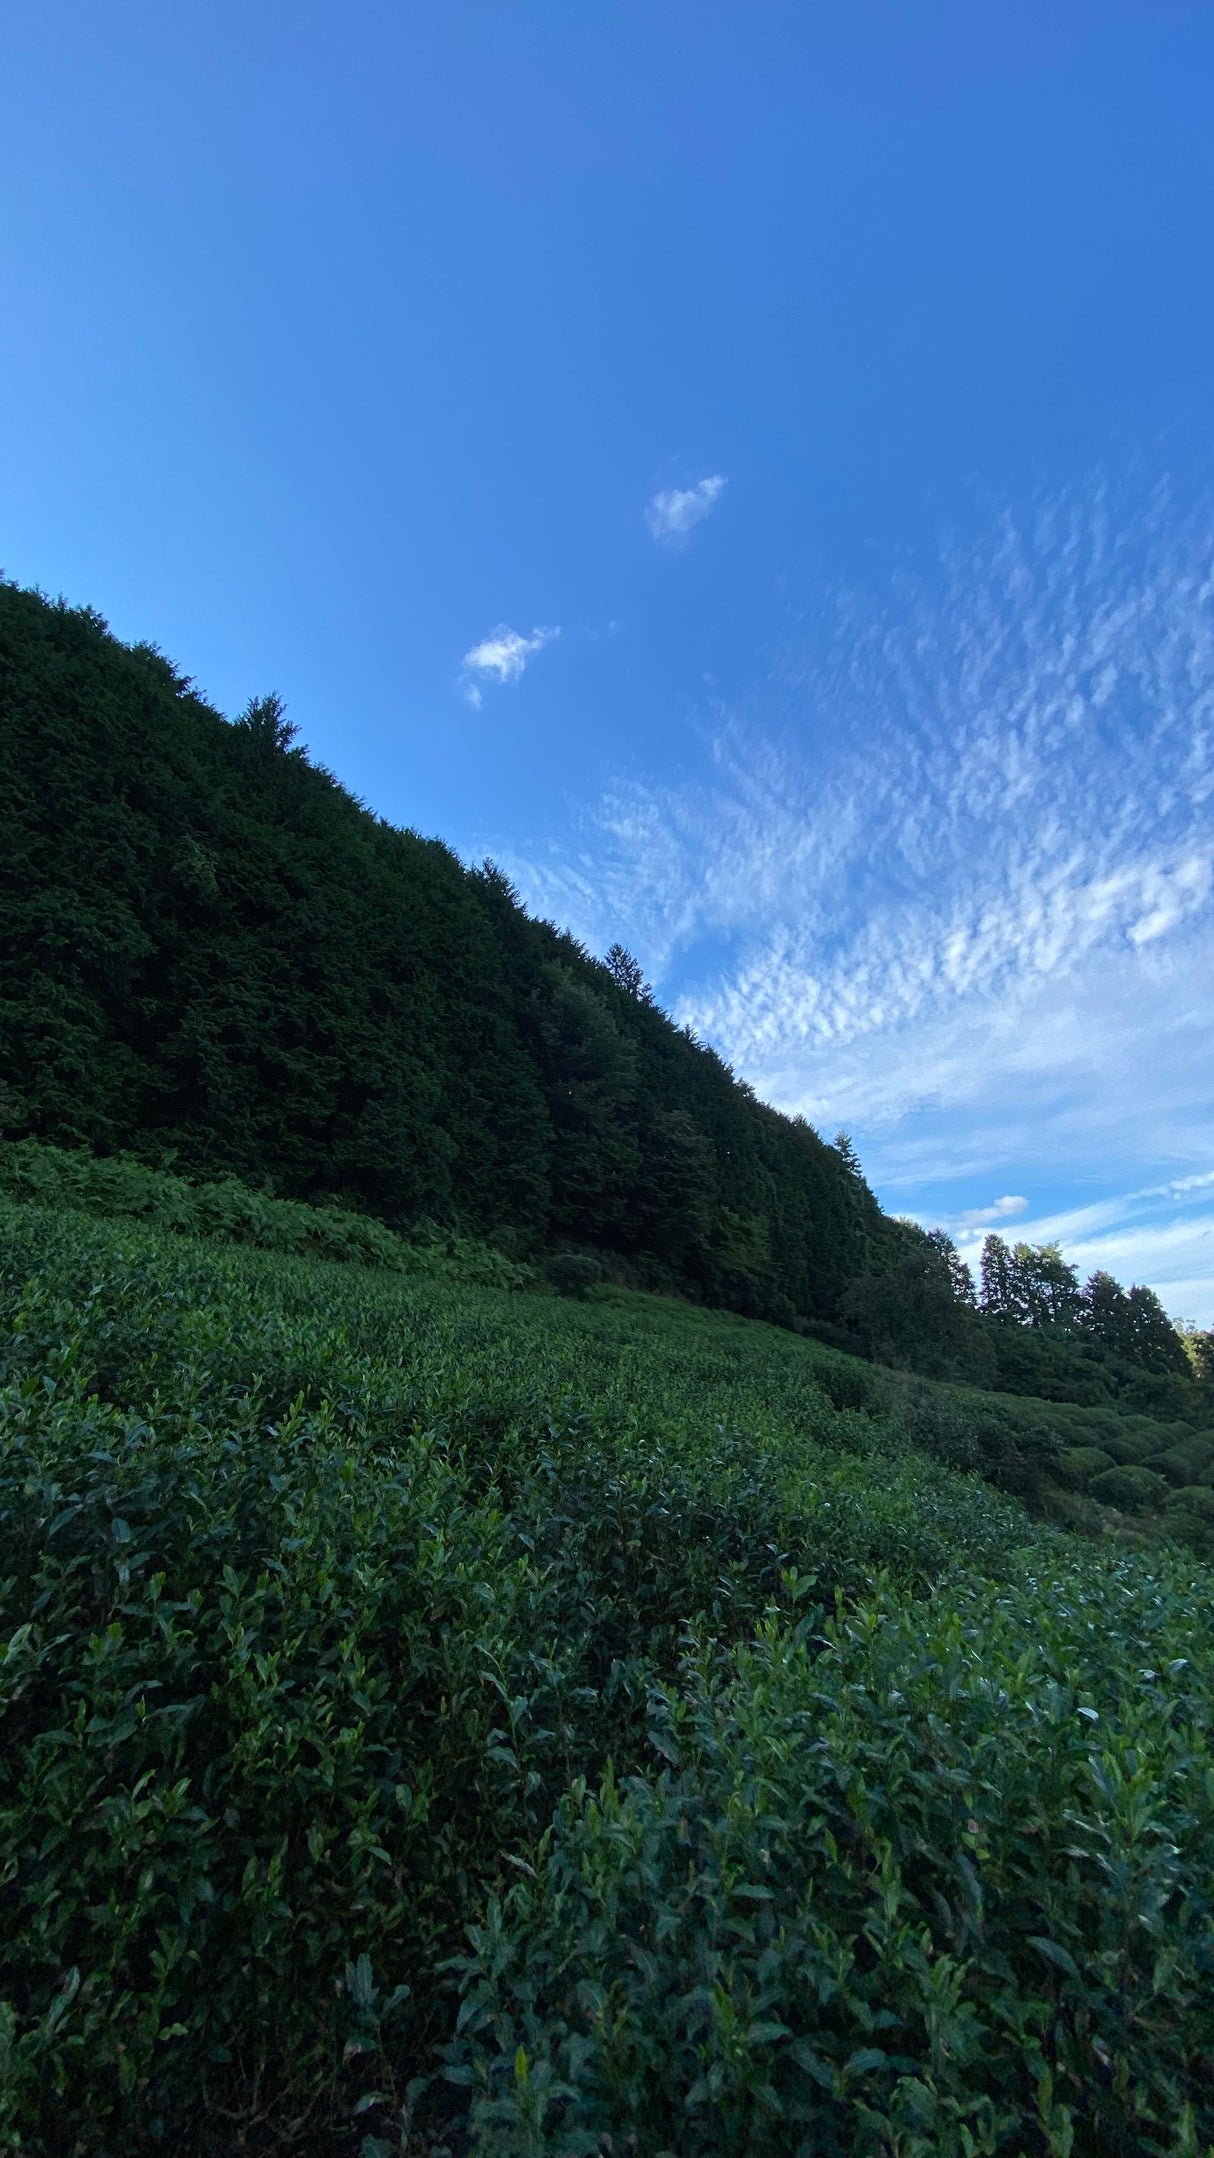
left=1, top=1191, right=1211, bottom=2154
left=1, top=562, right=1212, bottom=2151
left=0, top=580, right=889, bottom=1329
left=5, top=577, right=1211, bottom=1437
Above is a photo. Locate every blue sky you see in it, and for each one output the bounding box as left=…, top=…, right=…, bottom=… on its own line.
left=4, top=2, right=1214, bottom=1316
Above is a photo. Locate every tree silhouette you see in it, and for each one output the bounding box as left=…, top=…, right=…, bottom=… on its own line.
left=604, top=943, right=652, bottom=1002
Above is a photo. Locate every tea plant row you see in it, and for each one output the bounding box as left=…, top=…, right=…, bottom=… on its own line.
left=0, top=1201, right=1210, bottom=2154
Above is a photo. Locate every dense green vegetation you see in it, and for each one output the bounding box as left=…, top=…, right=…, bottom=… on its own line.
left=842, top=1222, right=1211, bottom=1424
left=4, top=578, right=1214, bottom=2150
left=4, top=577, right=1211, bottom=1414
left=2, top=1195, right=1213, bottom=2154
left=4, top=1132, right=1213, bottom=1558
left=0, top=1138, right=530, bottom=1289
left=0, top=580, right=890, bottom=1330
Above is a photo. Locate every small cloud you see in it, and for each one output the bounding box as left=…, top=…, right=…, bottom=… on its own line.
left=646, top=474, right=727, bottom=546
left=956, top=1195, right=1029, bottom=1230
left=1152, top=1170, right=1214, bottom=1199
left=461, top=624, right=559, bottom=703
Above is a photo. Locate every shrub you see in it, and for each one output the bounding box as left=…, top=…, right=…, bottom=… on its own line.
left=543, top=1251, right=606, bottom=1299
left=1149, top=1437, right=1214, bottom=1487
left=1057, top=1444, right=1115, bottom=1487
left=1089, top=1463, right=1171, bottom=1511
left=892, top=1383, right=1060, bottom=1494
left=1102, top=1428, right=1172, bottom=1465
left=813, top=1355, right=879, bottom=1412
left=1160, top=1505, right=1214, bottom=1560
left=0, top=1199, right=1211, bottom=2152
left=796, top=1317, right=869, bottom=1357
left=0, top=1138, right=534, bottom=1287
left=1168, top=1483, right=1214, bottom=1523
left=449, top=1551, right=1214, bottom=2158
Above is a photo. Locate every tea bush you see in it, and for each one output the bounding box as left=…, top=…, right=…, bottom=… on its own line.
left=1089, top=1464, right=1171, bottom=1512
left=0, top=1198, right=1212, bottom=2154
left=1153, top=1438, right=1214, bottom=1487
left=1170, top=1485, right=1214, bottom=1524
left=451, top=1546, right=1214, bottom=2158
left=1056, top=1444, right=1115, bottom=1488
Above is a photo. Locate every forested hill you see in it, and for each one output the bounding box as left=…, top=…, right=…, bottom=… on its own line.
left=0, top=580, right=891, bottom=1325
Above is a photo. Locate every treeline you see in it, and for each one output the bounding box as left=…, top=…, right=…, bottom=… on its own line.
left=845, top=1219, right=1212, bottom=1421
left=3, top=578, right=1206, bottom=1414
left=980, top=1234, right=1193, bottom=1365
left=0, top=582, right=888, bottom=1326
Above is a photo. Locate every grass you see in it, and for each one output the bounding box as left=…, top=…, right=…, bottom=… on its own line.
left=0, top=1195, right=1212, bottom=2154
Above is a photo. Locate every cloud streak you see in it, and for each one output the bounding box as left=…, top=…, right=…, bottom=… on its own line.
left=461, top=623, right=558, bottom=706
left=504, top=473, right=1214, bottom=1316
left=646, top=474, right=727, bottom=545
left=956, top=1195, right=1028, bottom=1229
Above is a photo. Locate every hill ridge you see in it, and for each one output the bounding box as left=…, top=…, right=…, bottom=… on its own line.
left=0, top=579, right=888, bottom=1327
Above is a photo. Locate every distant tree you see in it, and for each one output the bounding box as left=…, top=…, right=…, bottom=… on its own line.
left=926, top=1228, right=977, bottom=1307
left=713, top=1207, right=773, bottom=1293
left=1123, top=1283, right=1190, bottom=1375
left=980, top=1233, right=1017, bottom=1319
left=834, top=1131, right=862, bottom=1175
left=982, top=1236, right=1080, bottom=1328
left=604, top=943, right=653, bottom=1003
left=1181, top=1327, right=1214, bottom=1391
left=1080, top=1269, right=1136, bottom=1357
left=236, top=691, right=299, bottom=754
left=979, top=1242, right=1195, bottom=1391
left=128, top=640, right=195, bottom=695
left=0, top=1080, right=28, bottom=1138
left=633, top=1107, right=717, bottom=1271
left=533, top=966, right=641, bottom=1241
left=843, top=1221, right=975, bottom=1373
left=474, top=858, right=521, bottom=907
left=543, top=1250, right=605, bottom=1299
left=1010, top=1242, right=1081, bottom=1329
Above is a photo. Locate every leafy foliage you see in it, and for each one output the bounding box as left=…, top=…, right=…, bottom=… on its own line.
left=0, top=1136, right=533, bottom=1286
left=1088, top=1463, right=1171, bottom=1512
left=0, top=1200, right=1212, bottom=2153
left=3, top=577, right=1210, bottom=1417
left=0, top=581, right=887, bottom=1327
left=452, top=1552, right=1214, bottom=2158
left=3, top=578, right=1214, bottom=2152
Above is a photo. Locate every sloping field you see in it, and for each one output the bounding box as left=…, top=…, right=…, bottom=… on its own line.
left=1, top=1200, right=1211, bottom=2155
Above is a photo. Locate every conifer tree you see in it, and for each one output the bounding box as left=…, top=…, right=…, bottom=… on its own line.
left=980, top=1233, right=1016, bottom=1318
left=604, top=943, right=653, bottom=1002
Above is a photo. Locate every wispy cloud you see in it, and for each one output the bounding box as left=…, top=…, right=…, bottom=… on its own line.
left=956, top=1195, right=1028, bottom=1229
left=461, top=623, right=558, bottom=707
left=504, top=473, right=1214, bottom=1317
left=645, top=474, right=727, bottom=546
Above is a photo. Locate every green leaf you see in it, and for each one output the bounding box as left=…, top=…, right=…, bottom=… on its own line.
left=1029, top=1936, right=1080, bottom=1979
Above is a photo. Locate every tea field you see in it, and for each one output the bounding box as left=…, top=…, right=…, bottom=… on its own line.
left=1, top=1196, right=1212, bottom=2155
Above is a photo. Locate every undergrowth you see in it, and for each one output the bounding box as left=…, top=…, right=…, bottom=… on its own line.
left=0, top=1201, right=1211, bottom=2154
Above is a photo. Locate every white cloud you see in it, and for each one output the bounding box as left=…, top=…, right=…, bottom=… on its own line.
left=1149, top=1170, right=1214, bottom=1199
left=503, top=473, right=1214, bottom=1319
left=956, top=1196, right=1028, bottom=1229
left=461, top=623, right=558, bottom=705
left=645, top=474, right=727, bottom=546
